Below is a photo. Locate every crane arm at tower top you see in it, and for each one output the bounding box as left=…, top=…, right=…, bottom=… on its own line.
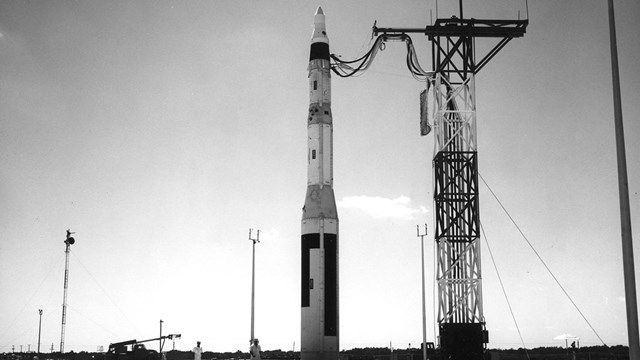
left=371, top=17, right=528, bottom=77
left=373, top=17, right=528, bottom=38
left=331, top=16, right=527, bottom=79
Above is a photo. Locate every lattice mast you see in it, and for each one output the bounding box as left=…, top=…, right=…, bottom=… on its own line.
left=374, top=5, right=527, bottom=360
left=60, top=230, right=76, bottom=353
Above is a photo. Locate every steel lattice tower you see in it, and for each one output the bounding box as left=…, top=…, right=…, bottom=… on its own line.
left=375, top=11, right=527, bottom=360
left=429, top=16, right=527, bottom=360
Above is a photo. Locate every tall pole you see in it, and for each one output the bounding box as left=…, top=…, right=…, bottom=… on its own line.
left=249, top=229, right=260, bottom=343
left=159, top=319, right=163, bottom=354
left=60, top=230, right=75, bottom=354
left=417, top=225, right=428, bottom=360
left=38, top=309, right=43, bottom=356
left=608, top=1, right=639, bottom=359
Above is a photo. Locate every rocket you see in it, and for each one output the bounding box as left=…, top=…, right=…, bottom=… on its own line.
left=301, top=6, right=339, bottom=360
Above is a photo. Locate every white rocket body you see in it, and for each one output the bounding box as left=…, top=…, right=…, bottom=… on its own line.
left=301, top=7, right=339, bottom=360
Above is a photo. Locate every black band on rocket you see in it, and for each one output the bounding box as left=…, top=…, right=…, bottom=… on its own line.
left=309, top=42, right=330, bottom=61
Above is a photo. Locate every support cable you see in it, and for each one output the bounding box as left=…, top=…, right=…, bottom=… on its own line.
left=67, top=304, right=122, bottom=339
left=1, top=254, right=64, bottom=346
left=480, top=222, right=530, bottom=359
left=478, top=173, right=608, bottom=347
left=71, top=252, right=144, bottom=338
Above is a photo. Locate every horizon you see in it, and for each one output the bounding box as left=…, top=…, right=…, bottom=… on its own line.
left=1, top=344, right=633, bottom=355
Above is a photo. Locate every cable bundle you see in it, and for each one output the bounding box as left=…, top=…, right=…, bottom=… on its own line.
left=330, top=33, right=434, bottom=81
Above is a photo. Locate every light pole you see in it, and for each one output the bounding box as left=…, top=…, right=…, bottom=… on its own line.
left=417, top=225, right=428, bottom=360
left=60, top=230, right=75, bottom=354
left=608, top=2, right=639, bottom=360
left=38, top=309, right=43, bottom=356
left=159, top=319, right=163, bottom=354
left=249, top=228, right=260, bottom=343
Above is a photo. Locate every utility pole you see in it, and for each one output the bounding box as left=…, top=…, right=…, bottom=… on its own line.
left=38, top=309, right=43, bottom=356
left=608, top=1, right=639, bottom=359
left=60, top=230, right=76, bottom=354
left=417, top=225, right=428, bottom=360
left=249, top=228, right=260, bottom=343
left=159, top=319, right=163, bottom=354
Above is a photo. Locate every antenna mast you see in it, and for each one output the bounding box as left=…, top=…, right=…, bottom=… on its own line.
left=60, top=230, right=75, bottom=353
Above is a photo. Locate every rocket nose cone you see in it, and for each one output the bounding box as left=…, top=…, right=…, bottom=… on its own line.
left=311, top=5, right=328, bottom=45
left=314, top=6, right=325, bottom=23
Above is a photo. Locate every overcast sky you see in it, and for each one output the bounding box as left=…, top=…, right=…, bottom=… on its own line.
left=1, top=0, right=639, bottom=354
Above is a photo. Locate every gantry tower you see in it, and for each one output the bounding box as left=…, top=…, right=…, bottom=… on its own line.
left=373, top=7, right=527, bottom=360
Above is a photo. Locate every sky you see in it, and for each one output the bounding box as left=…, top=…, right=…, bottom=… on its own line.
left=1, top=0, right=639, bottom=354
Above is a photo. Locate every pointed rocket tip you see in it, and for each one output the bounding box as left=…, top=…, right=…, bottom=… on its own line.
left=311, top=5, right=328, bottom=45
